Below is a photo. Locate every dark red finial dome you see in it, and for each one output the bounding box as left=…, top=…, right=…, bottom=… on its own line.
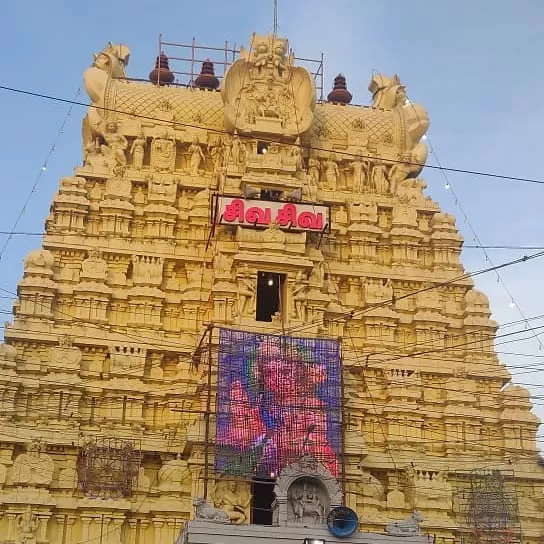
left=194, top=59, right=220, bottom=90
left=327, top=74, right=352, bottom=105
left=149, top=52, right=175, bottom=86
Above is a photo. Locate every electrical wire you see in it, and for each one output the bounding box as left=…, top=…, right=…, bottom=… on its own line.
left=1, top=83, right=544, bottom=187
left=0, top=87, right=81, bottom=263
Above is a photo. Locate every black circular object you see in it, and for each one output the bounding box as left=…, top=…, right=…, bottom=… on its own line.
left=326, top=506, right=359, bottom=537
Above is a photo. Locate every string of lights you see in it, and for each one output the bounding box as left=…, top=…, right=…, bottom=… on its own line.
left=421, top=129, right=544, bottom=353
left=0, top=87, right=81, bottom=264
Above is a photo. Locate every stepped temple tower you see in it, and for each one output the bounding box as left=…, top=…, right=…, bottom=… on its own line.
left=0, top=33, right=543, bottom=544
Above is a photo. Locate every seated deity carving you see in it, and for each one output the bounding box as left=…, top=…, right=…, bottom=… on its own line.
left=12, top=440, right=54, bottom=486
left=214, top=481, right=251, bottom=524
left=100, top=121, right=128, bottom=166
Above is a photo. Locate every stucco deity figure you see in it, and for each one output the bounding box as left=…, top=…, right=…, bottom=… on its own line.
left=351, top=156, right=370, bottom=193
left=152, top=131, right=176, bottom=172
left=237, top=267, right=255, bottom=316
left=292, top=270, right=308, bottom=321
left=188, top=137, right=206, bottom=176
left=290, top=481, right=326, bottom=524
left=214, top=481, right=250, bottom=524
left=17, top=506, right=39, bottom=544
left=308, top=157, right=321, bottom=185
left=130, top=131, right=146, bottom=169
left=291, top=138, right=304, bottom=172
left=371, top=163, right=389, bottom=194
left=324, top=158, right=339, bottom=190
left=210, top=140, right=225, bottom=174
left=228, top=134, right=242, bottom=168
left=101, top=121, right=128, bottom=166
left=12, top=440, right=54, bottom=486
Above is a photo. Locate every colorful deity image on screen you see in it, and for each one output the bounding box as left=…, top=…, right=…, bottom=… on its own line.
left=215, top=329, right=342, bottom=478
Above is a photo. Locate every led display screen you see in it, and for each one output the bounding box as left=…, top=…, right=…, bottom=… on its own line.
left=215, top=329, right=341, bottom=478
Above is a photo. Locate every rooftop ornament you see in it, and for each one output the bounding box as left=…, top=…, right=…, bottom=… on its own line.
left=149, top=52, right=175, bottom=86
left=195, top=59, right=220, bottom=90
left=327, top=74, right=352, bottom=104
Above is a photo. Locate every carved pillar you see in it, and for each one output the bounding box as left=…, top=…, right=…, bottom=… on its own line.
left=127, top=519, right=138, bottom=544
left=80, top=516, right=92, bottom=544
left=6, top=511, right=18, bottom=542
left=65, top=516, right=77, bottom=544
left=152, top=518, right=165, bottom=543
left=37, top=512, right=51, bottom=544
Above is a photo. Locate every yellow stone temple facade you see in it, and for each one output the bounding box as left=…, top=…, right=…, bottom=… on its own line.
left=0, top=32, right=543, bottom=544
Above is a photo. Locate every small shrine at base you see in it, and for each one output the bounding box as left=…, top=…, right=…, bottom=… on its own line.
left=181, top=456, right=430, bottom=544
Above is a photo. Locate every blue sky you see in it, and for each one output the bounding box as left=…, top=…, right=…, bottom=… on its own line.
left=2, top=1, right=544, bottom=443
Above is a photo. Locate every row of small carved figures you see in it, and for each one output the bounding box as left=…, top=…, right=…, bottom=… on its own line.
left=87, top=124, right=421, bottom=195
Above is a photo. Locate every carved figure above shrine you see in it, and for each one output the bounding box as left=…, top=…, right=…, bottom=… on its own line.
left=222, top=34, right=316, bottom=137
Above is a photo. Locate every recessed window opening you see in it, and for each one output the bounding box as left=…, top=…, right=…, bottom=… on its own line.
left=256, top=271, right=286, bottom=322
left=261, top=189, right=282, bottom=201
left=257, top=141, right=269, bottom=154
left=251, top=477, right=275, bottom=525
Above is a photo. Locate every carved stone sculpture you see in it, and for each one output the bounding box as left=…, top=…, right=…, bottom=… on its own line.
left=17, top=506, right=39, bottom=544
left=385, top=511, right=423, bottom=537
left=237, top=267, right=256, bottom=316
left=151, top=131, right=176, bottom=172
left=214, top=481, right=250, bottom=524
left=368, top=73, right=429, bottom=151
left=12, top=440, right=55, bottom=486
left=324, top=158, right=339, bottom=190
left=130, top=131, right=146, bottom=169
left=49, top=335, right=82, bottom=372
left=193, top=498, right=230, bottom=523
left=188, top=137, right=206, bottom=176
left=371, top=163, right=389, bottom=194
left=289, top=480, right=327, bottom=524
left=351, top=156, right=370, bottom=193
left=222, top=33, right=315, bottom=136
left=100, top=121, right=128, bottom=166
left=389, top=143, right=428, bottom=194
left=292, top=270, right=308, bottom=321
left=83, top=42, right=130, bottom=139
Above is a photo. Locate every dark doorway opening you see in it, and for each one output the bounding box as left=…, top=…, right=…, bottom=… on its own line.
left=251, top=477, right=275, bottom=525
left=261, top=189, right=282, bottom=201
left=256, top=272, right=285, bottom=322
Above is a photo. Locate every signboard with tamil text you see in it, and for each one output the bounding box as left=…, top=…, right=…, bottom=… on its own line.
left=215, top=196, right=330, bottom=233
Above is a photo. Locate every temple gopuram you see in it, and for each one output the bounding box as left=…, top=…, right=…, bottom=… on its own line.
left=0, top=32, right=543, bottom=544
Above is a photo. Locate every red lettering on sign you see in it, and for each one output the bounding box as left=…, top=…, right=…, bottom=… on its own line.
left=223, top=199, right=245, bottom=222
left=298, top=211, right=323, bottom=230
left=276, top=203, right=297, bottom=227
left=246, top=206, right=271, bottom=225
left=219, top=198, right=327, bottom=232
